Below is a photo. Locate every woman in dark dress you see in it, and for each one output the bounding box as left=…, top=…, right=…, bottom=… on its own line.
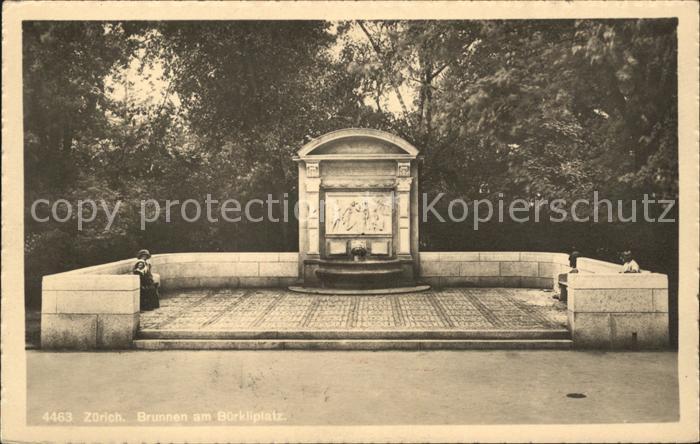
left=133, top=259, right=160, bottom=311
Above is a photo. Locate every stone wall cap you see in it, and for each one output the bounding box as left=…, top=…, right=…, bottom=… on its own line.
left=43, top=274, right=139, bottom=291
left=568, top=272, right=668, bottom=289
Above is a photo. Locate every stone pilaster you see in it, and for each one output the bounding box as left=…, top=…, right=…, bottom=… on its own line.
left=396, top=172, right=412, bottom=256
left=305, top=161, right=321, bottom=255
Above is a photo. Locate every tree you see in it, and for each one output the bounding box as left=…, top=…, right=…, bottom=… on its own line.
left=343, top=19, right=677, bottom=205
left=23, top=22, right=149, bottom=303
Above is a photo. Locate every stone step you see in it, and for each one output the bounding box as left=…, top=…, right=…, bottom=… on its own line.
left=138, top=328, right=570, bottom=340
left=288, top=284, right=431, bottom=295
left=133, top=338, right=573, bottom=350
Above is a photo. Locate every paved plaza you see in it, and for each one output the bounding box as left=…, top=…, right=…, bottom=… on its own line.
left=139, top=288, right=567, bottom=332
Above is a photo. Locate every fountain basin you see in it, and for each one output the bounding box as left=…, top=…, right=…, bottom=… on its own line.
left=314, top=258, right=405, bottom=289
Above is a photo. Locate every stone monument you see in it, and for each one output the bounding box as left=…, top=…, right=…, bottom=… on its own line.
left=293, top=128, right=425, bottom=292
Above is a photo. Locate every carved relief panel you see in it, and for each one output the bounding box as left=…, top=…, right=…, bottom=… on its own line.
left=324, top=191, right=394, bottom=236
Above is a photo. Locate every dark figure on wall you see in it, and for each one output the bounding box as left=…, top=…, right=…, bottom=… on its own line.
left=133, top=253, right=160, bottom=311
left=620, top=250, right=641, bottom=273
left=137, top=249, right=153, bottom=276
left=569, top=247, right=580, bottom=269
left=557, top=246, right=580, bottom=303
left=136, top=249, right=160, bottom=288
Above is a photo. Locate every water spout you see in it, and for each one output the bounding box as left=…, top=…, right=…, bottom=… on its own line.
left=350, top=245, right=367, bottom=262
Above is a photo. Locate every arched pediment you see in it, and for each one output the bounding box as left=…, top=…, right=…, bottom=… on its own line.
left=297, top=128, right=419, bottom=160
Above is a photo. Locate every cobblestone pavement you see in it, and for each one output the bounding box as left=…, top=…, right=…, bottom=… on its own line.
left=140, top=288, right=567, bottom=331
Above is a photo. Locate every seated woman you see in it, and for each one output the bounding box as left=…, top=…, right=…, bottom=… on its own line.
left=133, top=259, right=160, bottom=311
left=136, top=249, right=160, bottom=288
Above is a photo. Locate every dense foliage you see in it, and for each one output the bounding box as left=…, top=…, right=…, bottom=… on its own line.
left=24, top=20, right=678, bottom=308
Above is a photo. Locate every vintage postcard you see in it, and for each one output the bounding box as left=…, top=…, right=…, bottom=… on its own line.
left=2, top=1, right=698, bottom=442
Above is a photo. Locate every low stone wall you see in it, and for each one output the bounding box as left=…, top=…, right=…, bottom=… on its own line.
left=418, top=251, right=570, bottom=289
left=40, top=253, right=300, bottom=349
left=40, top=251, right=670, bottom=350
left=152, top=253, right=298, bottom=290
left=419, top=251, right=669, bottom=349
left=567, top=273, right=669, bottom=349
left=41, top=273, right=140, bottom=350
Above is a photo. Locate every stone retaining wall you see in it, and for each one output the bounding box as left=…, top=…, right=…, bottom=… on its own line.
left=41, top=273, right=139, bottom=349
left=418, top=251, right=570, bottom=289
left=419, top=251, right=669, bottom=349
left=40, top=251, right=670, bottom=350
left=567, top=273, right=669, bottom=349
left=40, top=253, right=300, bottom=349
left=151, top=253, right=299, bottom=290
